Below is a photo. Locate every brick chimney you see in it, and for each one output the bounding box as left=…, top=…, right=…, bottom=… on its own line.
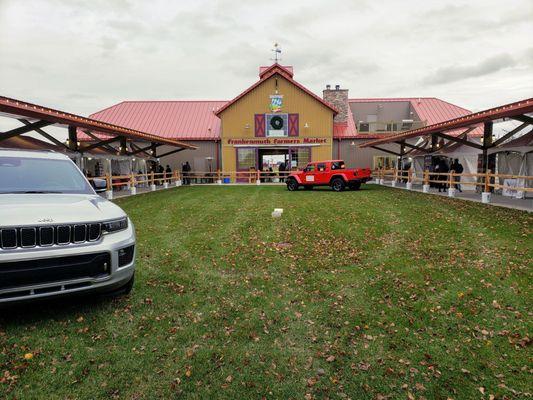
left=323, top=84, right=349, bottom=123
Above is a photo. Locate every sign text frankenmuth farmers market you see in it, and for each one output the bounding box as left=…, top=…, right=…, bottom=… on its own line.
left=227, top=137, right=327, bottom=145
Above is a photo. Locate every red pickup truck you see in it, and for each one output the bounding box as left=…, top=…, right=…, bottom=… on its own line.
left=286, top=160, right=372, bottom=192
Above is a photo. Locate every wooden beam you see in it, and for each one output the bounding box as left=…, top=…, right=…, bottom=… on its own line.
left=512, top=115, right=533, bottom=125
left=0, top=120, right=54, bottom=142
left=492, top=122, right=529, bottom=147
left=397, top=141, right=429, bottom=152
left=18, top=119, right=70, bottom=149
left=82, top=130, right=119, bottom=153
left=82, top=135, right=121, bottom=152
left=129, top=143, right=155, bottom=156
left=434, top=132, right=483, bottom=150
left=157, top=148, right=186, bottom=158
left=370, top=145, right=400, bottom=156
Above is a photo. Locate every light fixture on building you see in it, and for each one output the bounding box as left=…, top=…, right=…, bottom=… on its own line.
left=304, top=123, right=309, bottom=128
left=351, top=141, right=356, bottom=146
left=244, top=124, right=250, bottom=129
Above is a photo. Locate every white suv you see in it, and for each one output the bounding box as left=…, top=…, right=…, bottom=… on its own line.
left=0, top=149, right=136, bottom=304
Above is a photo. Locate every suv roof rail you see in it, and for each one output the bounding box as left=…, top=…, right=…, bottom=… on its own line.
left=0, top=147, right=57, bottom=153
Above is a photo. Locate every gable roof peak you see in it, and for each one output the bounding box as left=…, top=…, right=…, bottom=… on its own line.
left=259, top=63, right=294, bottom=78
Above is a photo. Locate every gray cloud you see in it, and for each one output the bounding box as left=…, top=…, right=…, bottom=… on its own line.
left=0, top=0, right=532, bottom=119
left=423, top=54, right=516, bottom=85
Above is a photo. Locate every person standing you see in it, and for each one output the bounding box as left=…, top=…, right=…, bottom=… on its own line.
left=438, top=159, right=449, bottom=192
left=182, top=161, right=191, bottom=185
left=278, top=162, right=286, bottom=182
left=451, top=158, right=464, bottom=192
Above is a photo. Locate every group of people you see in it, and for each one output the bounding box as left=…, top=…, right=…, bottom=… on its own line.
left=148, top=163, right=173, bottom=185
left=259, top=162, right=291, bottom=183
left=433, top=158, right=464, bottom=192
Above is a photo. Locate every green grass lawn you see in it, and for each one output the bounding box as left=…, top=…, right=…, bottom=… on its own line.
left=1, top=185, right=532, bottom=399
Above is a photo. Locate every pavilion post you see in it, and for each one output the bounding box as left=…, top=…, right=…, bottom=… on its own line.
left=119, top=137, right=127, bottom=156
left=150, top=171, right=156, bottom=191
left=482, top=169, right=492, bottom=203
left=431, top=134, right=438, bottom=152
left=448, top=170, right=456, bottom=197
left=481, top=121, right=493, bottom=173
left=163, top=171, right=169, bottom=189
left=398, top=141, right=406, bottom=175
left=68, top=125, right=78, bottom=152
left=423, top=169, right=430, bottom=193
left=105, top=174, right=113, bottom=200
left=130, top=173, right=137, bottom=195
left=392, top=168, right=398, bottom=187
left=406, top=168, right=413, bottom=190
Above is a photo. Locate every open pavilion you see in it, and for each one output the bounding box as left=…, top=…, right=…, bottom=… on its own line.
left=0, top=95, right=196, bottom=178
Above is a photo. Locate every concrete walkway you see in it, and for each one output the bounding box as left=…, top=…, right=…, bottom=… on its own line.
left=374, top=180, right=532, bottom=212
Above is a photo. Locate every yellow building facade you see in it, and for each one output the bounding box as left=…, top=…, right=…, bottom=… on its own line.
left=216, top=65, right=336, bottom=172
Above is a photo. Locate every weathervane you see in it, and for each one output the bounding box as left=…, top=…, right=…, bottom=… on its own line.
left=270, top=43, right=282, bottom=63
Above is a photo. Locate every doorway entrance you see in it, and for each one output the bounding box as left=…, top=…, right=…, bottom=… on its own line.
left=258, top=147, right=311, bottom=172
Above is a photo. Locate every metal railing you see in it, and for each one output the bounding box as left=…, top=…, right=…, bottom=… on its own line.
left=85, top=169, right=533, bottom=204
left=372, top=168, right=533, bottom=195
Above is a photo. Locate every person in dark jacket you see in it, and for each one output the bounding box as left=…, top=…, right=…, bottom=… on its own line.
left=450, top=158, right=464, bottom=192
left=157, top=164, right=165, bottom=185
left=278, top=162, right=286, bottom=182
left=182, top=161, right=191, bottom=185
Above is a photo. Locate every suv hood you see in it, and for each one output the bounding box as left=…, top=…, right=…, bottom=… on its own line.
left=0, top=194, right=126, bottom=227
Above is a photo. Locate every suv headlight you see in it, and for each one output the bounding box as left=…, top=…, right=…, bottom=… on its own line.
left=102, top=217, right=128, bottom=234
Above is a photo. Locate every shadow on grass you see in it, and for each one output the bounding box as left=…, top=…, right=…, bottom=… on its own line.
left=0, top=292, right=130, bottom=326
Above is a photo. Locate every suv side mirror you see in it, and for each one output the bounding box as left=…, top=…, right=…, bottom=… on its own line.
left=92, top=178, right=107, bottom=193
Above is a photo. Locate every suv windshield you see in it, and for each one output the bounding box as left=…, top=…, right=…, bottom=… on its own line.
left=0, top=156, right=94, bottom=195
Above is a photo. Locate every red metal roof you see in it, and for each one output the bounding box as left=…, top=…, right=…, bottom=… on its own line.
left=215, top=64, right=338, bottom=116
left=359, top=97, right=533, bottom=148
left=0, top=96, right=195, bottom=149
left=333, top=106, right=358, bottom=138
left=83, top=100, right=226, bottom=141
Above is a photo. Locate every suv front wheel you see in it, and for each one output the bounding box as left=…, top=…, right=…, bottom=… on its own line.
left=286, top=178, right=299, bottom=191
left=331, top=177, right=346, bottom=192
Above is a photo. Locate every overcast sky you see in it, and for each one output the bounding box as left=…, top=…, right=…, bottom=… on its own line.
left=1, top=0, right=532, bottom=120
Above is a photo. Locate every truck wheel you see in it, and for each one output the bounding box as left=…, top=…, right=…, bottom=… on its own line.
left=331, top=178, right=345, bottom=192
left=304, top=185, right=313, bottom=190
left=349, top=181, right=361, bottom=190
left=286, top=178, right=299, bottom=191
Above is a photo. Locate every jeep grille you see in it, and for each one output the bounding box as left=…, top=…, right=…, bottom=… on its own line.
left=0, top=223, right=102, bottom=249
